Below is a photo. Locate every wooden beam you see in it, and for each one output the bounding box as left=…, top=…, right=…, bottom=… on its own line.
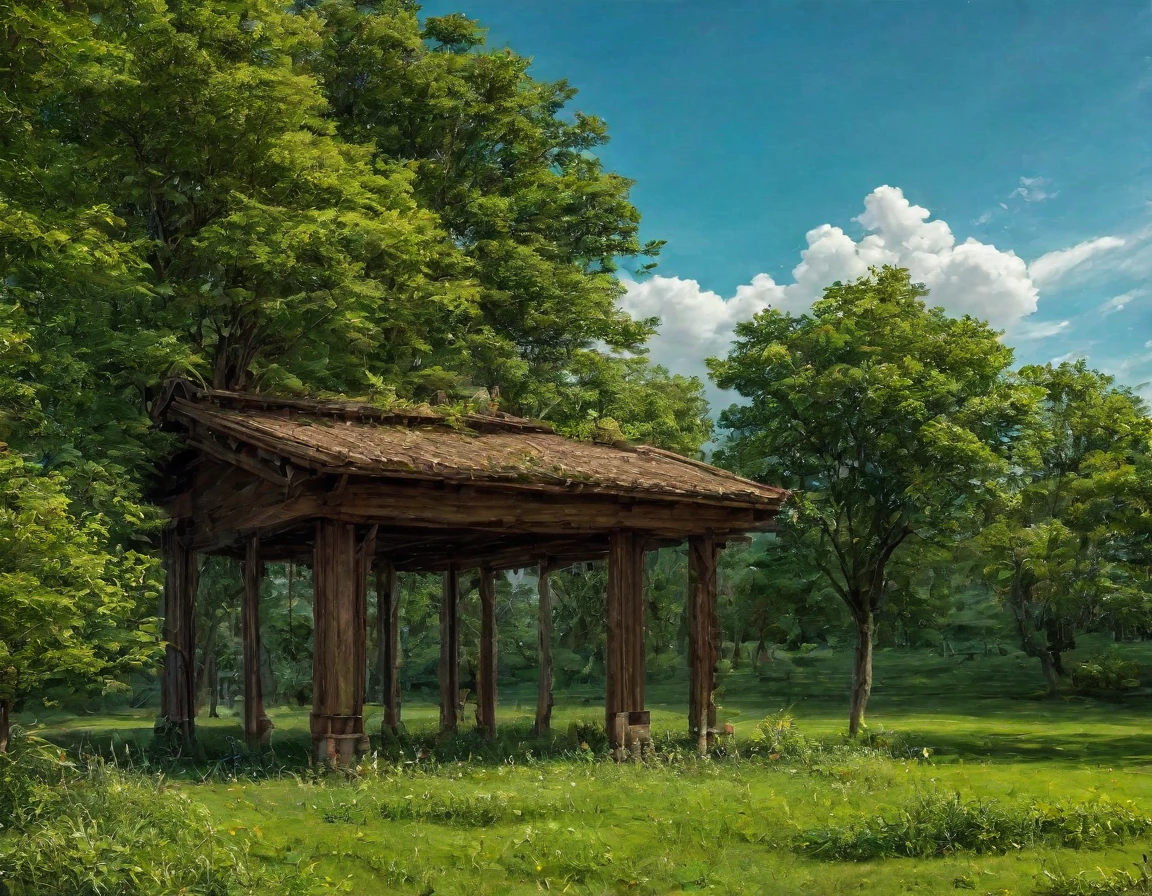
left=533, top=561, right=554, bottom=736
left=160, top=523, right=198, bottom=750
left=376, top=561, right=402, bottom=736
left=242, top=537, right=272, bottom=750
left=605, top=531, right=647, bottom=752
left=438, top=566, right=461, bottom=736
left=174, top=473, right=778, bottom=549
left=477, top=566, right=498, bottom=739
left=311, top=520, right=369, bottom=765
left=688, top=534, right=719, bottom=754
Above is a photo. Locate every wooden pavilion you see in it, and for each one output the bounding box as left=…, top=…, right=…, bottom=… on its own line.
left=151, top=379, right=786, bottom=762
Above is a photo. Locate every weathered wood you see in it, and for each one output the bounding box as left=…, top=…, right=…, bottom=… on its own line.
left=688, top=534, right=719, bottom=754
left=376, top=561, right=402, bottom=736
left=533, top=561, right=554, bottom=736
left=438, top=566, right=460, bottom=735
left=477, top=566, right=498, bottom=739
left=241, top=537, right=272, bottom=750
left=160, top=522, right=198, bottom=749
left=354, top=524, right=377, bottom=729
left=311, top=520, right=369, bottom=765
left=177, top=473, right=778, bottom=551
left=605, top=531, right=646, bottom=750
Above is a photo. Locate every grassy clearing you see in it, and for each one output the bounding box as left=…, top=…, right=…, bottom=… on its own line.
left=11, top=644, right=1152, bottom=895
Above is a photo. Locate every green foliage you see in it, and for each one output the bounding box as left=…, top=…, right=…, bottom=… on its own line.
left=1071, top=649, right=1143, bottom=694
left=0, top=450, right=161, bottom=731
left=710, top=266, right=1029, bottom=732
left=980, top=362, right=1152, bottom=692
left=1037, top=859, right=1152, bottom=896
left=798, top=791, right=1152, bottom=860
left=747, top=712, right=813, bottom=763
left=0, top=733, right=316, bottom=895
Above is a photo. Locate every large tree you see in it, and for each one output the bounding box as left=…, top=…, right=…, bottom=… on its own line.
left=709, top=267, right=1029, bottom=735
left=0, top=0, right=710, bottom=731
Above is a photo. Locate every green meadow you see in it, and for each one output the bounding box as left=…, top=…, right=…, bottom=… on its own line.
left=15, top=641, right=1152, bottom=896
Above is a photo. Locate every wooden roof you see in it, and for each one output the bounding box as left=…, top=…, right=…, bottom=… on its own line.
left=153, top=379, right=786, bottom=569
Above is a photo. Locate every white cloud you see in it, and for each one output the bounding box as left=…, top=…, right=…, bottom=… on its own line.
left=1028, top=235, right=1126, bottom=286
left=1099, top=289, right=1145, bottom=315
left=1050, top=349, right=1091, bottom=365
left=1014, top=319, right=1070, bottom=341
left=1010, top=176, right=1058, bottom=203
left=622, top=185, right=1040, bottom=384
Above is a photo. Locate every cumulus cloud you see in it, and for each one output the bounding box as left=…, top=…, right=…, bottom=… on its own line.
left=1028, top=235, right=1126, bottom=286
left=622, top=185, right=1040, bottom=382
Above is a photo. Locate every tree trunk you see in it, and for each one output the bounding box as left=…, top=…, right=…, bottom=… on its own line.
left=0, top=698, right=9, bottom=753
left=848, top=610, right=874, bottom=738
left=208, top=653, right=219, bottom=718
left=1039, top=652, right=1061, bottom=695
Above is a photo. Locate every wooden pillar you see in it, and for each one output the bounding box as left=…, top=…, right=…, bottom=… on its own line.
left=376, top=561, right=402, bottom=737
left=477, top=566, right=498, bottom=739
left=438, top=565, right=460, bottom=736
left=533, top=561, right=554, bottom=736
left=311, top=520, right=371, bottom=765
left=605, top=530, right=648, bottom=752
left=688, top=533, right=719, bottom=754
left=160, top=522, right=198, bottom=749
left=242, top=537, right=272, bottom=750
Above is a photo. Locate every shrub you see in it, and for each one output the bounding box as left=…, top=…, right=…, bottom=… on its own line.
left=1072, top=650, right=1143, bottom=694
left=797, top=791, right=1152, bottom=860
left=647, top=651, right=680, bottom=682
left=747, top=712, right=813, bottom=763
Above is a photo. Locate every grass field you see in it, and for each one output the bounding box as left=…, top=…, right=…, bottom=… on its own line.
left=15, top=641, right=1152, bottom=895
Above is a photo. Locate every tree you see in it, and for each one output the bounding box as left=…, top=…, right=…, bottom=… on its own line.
left=709, top=267, right=1028, bottom=735
left=315, top=4, right=663, bottom=412
left=980, top=362, right=1152, bottom=692
left=0, top=449, right=160, bottom=750
left=0, top=0, right=711, bottom=732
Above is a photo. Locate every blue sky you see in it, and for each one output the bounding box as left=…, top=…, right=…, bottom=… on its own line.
left=423, top=0, right=1152, bottom=398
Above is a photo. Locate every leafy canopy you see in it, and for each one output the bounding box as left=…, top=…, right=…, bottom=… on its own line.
left=709, top=266, right=1028, bottom=612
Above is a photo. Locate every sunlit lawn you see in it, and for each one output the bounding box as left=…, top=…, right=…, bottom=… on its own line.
left=21, top=641, right=1152, bottom=895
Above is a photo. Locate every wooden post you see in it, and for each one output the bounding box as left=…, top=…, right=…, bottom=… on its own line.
left=376, top=561, right=402, bottom=737
left=605, top=530, right=648, bottom=752
left=311, top=520, right=371, bottom=765
left=438, top=565, right=460, bottom=736
left=242, top=537, right=272, bottom=750
left=160, top=522, right=198, bottom=750
left=477, top=565, right=498, bottom=739
left=688, top=534, right=719, bottom=754
left=533, top=561, right=554, bottom=736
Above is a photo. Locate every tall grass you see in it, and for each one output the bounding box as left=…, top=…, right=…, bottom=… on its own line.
left=0, top=731, right=316, bottom=896
left=798, top=791, right=1152, bottom=860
